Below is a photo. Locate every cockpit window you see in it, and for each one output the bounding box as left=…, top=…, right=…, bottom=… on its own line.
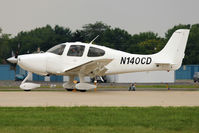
left=47, top=45, right=66, bottom=55
left=87, top=46, right=105, bottom=57
left=67, top=45, right=85, bottom=57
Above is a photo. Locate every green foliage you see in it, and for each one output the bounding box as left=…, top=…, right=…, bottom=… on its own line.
left=165, top=24, right=190, bottom=41
left=0, top=31, right=11, bottom=63
left=81, top=21, right=111, bottom=42
left=165, top=24, right=199, bottom=64
left=0, top=22, right=199, bottom=64
left=10, top=25, right=72, bottom=55
left=0, top=107, right=199, bottom=133
left=136, top=39, right=165, bottom=54
left=184, top=24, right=199, bottom=64
left=129, top=32, right=163, bottom=54
left=101, top=28, right=132, bottom=50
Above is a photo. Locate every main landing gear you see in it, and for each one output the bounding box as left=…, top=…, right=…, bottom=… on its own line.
left=63, top=74, right=96, bottom=92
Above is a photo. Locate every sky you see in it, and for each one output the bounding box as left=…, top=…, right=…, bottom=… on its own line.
left=0, top=0, right=198, bottom=37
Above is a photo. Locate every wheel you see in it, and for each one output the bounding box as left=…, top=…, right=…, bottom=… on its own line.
left=80, top=90, right=87, bottom=92
left=24, top=90, right=31, bottom=91
left=77, top=89, right=87, bottom=92
left=66, top=88, right=74, bottom=91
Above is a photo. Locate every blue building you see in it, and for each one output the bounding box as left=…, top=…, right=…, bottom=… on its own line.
left=175, top=65, right=199, bottom=80
left=0, top=65, right=15, bottom=80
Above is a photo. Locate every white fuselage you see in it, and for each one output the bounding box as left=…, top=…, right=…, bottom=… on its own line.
left=17, top=42, right=174, bottom=76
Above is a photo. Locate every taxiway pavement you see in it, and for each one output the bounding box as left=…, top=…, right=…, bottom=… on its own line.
left=0, top=91, right=199, bottom=107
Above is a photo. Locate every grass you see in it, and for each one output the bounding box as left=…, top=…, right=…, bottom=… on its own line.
left=0, top=107, right=199, bottom=133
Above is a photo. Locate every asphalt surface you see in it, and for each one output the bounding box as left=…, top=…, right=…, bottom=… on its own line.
left=0, top=90, right=199, bottom=107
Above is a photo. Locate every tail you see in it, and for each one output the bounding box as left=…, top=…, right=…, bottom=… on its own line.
left=154, top=29, right=190, bottom=70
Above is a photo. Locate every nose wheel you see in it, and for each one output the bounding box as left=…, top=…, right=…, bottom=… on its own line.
left=20, top=72, right=40, bottom=91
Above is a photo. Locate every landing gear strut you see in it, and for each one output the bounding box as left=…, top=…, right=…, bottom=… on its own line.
left=20, top=72, right=40, bottom=91
left=63, top=74, right=97, bottom=92
left=63, top=75, right=76, bottom=91
left=75, top=73, right=96, bottom=92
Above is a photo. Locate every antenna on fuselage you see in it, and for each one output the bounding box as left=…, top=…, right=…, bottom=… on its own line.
left=89, top=35, right=99, bottom=44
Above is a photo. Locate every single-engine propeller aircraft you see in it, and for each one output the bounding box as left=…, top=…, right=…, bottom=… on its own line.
left=7, top=29, right=190, bottom=91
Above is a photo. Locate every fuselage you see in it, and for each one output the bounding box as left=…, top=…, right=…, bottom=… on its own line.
left=17, top=42, right=173, bottom=76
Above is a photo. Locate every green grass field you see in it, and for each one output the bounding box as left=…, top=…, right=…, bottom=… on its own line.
left=0, top=107, right=199, bottom=133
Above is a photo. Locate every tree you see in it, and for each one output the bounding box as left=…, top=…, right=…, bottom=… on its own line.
left=165, top=24, right=199, bottom=64
left=101, top=28, right=132, bottom=50
left=136, top=39, right=165, bottom=54
left=183, top=24, right=199, bottom=64
left=54, top=25, right=72, bottom=43
left=0, top=29, right=11, bottom=63
left=165, top=24, right=190, bottom=41
left=73, top=21, right=111, bottom=43
left=10, top=25, right=73, bottom=55
left=128, top=32, right=163, bottom=54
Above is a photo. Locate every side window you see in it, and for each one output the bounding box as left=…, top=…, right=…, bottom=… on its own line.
left=87, top=47, right=105, bottom=57
left=67, top=45, right=85, bottom=57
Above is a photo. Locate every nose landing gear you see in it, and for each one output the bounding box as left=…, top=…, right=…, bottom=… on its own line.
left=20, top=72, right=40, bottom=91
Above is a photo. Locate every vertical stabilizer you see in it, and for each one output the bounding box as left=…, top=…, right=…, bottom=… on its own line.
left=155, top=29, right=190, bottom=70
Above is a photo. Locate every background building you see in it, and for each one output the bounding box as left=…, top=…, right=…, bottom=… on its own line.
left=0, top=65, right=198, bottom=83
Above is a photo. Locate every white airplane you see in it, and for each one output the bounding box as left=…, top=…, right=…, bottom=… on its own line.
left=7, top=29, right=190, bottom=91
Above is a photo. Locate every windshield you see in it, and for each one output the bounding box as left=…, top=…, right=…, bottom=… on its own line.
left=47, top=45, right=66, bottom=55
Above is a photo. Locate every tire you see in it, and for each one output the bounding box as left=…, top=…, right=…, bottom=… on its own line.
left=66, top=88, right=73, bottom=91
left=77, top=89, right=87, bottom=92
left=24, top=90, right=31, bottom=91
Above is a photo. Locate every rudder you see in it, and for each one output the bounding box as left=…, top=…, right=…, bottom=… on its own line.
left=155, top=29, right=190, bottom=70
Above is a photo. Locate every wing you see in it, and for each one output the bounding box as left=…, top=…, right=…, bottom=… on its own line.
left=64, top=59, right=113, bottom=77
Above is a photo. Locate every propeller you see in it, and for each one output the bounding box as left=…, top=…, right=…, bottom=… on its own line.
left=7, top=56, right=18, bottom=64
left=7, top=43, right=20, bottom=64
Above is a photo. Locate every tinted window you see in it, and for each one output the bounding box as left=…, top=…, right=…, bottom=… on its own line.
left=47, top=45, right=66, bottom=55
left=87, top=47, right=105, bottom=57
left=67, top=45, right=85, bottom=57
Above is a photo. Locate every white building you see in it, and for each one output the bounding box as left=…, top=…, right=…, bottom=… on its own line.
left=106, top=71, right=174, bottom=83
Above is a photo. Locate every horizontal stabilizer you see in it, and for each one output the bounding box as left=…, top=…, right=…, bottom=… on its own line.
left=155, top=62, right=174, bottom=65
